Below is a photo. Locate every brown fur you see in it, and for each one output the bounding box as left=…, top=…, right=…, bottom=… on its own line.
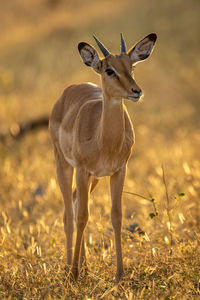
left=49, top=33, right=156, bottom=281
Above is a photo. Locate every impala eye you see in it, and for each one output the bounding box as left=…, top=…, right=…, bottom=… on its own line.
left=105, top=68, right=116, bottom=77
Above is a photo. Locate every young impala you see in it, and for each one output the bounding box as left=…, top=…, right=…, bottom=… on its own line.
left=49, top=33, right=157, bottom=281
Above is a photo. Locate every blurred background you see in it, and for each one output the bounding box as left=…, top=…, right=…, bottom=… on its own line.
left=1, top=0, right=199, bottom=131
left=0, top=0, right=200, bottom=288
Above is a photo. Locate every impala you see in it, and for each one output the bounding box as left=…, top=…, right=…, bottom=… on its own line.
left=49, top=33, right=157, bottom=281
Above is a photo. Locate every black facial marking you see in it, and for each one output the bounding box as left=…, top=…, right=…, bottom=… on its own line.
left=148, top=33, right=157, bottom=42
left=124, top=71, right=134, bottom=82
left=78, top=42, right=87, bottom=52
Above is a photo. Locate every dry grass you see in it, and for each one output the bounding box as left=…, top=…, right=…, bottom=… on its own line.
left=0, top=0, right=200, bottom=298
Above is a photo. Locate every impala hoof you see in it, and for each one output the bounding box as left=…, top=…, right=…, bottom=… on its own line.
left=71, top=267, right=79, bottom=281
left=115, top=271, right=124, bottom=283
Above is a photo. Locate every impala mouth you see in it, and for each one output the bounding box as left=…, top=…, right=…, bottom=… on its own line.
left=127, top=95, right=141, bottom=102
left=128, top=90, right=143, bottom=102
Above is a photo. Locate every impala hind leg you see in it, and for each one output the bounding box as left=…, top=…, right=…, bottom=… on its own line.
left=72, top=168, right=90, bottom=280
left=110, top=166, right=126, bottom=282
left=73, top=177, right=99, bottom=269
left=54, top=144, right=74, bottom=267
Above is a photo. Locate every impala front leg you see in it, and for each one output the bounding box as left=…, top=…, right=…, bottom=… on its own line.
left=73, top=177, right=99, bottom=270
left=110, top=166, right=126, bottom=282
left=72, top=167, right=90, bottom=280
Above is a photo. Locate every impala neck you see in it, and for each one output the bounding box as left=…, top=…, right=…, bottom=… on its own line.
left=99, top=91, right=125, bottom=152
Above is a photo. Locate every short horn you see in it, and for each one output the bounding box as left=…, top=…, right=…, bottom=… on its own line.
left=120, top=32, right=127, bottom=54
left=93, top=35, right=110, bottom=57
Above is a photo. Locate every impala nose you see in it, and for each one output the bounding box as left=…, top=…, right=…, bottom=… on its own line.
left=132, top=89, right=142, bottom=98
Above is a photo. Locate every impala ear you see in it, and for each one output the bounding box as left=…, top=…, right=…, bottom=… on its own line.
left=78, top=42, right=102, bottom=74
left=128, top=33, right=157, bottom=65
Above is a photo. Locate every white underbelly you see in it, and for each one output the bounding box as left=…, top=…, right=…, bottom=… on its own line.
left=63, top=154, right=76, bottom=168
left=89, top=168, right=117, bottom=178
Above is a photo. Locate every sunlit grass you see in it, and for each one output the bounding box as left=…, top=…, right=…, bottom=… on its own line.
left=1, top=117, right=200, bottom=299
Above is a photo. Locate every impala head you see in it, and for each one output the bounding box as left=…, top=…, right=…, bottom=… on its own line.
left=78, top=33, right=157, bottom=102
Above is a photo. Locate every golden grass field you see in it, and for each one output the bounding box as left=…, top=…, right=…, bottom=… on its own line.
left=0, top=0, right=200, bottom=298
